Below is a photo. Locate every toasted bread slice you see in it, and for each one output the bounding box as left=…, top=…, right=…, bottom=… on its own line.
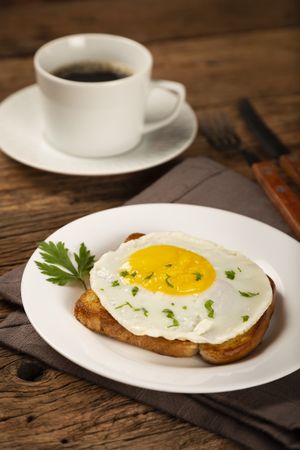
left=199, top=278, right=275, bottom=364
left=75, top=289, right=198, bottom=357
left=75, top=285, right=275, bottom=362
left=74, top=233, right=275, bottom=363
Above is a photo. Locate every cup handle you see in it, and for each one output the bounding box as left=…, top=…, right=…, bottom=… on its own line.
left=143, top=80, right=186, bottom=134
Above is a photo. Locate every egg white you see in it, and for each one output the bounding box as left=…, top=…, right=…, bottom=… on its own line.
left=90, top=232, right=273, bottom=344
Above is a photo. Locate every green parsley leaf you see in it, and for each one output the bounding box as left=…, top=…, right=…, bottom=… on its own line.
left=162, top=308, right=174, bottom=318
left=115, top=301, right=132, bottom=309
left=242, top=315, right=249, bottom=322
left=193, top=272, right=203, bottom=281
left=204, top=299, right=215, bottom=318
left=37, top=241, right=77, bottom=275
left=132, top=306, right=149, bottom=317
left=162, top=308, right=179, bottom=327
left=239, top=291, right=259, bottom=298
left=35, top=261, right=78, bottom=286
left=112, top=280, right=120, bottom=287
left=142, top=308, right=149, bottom=317
left=144, top=272, right=154, bottom=280
left=237, top=267, right=242, bottom=272
left=165, top=274, right=174, bottom=288
left=171, top=302, right=175, bottom=306
left=132, top=286, right=139, bottom=296
left=225, top=270, right=235, bottom=280
left=168, top=318, right=179, bottom=328
left=35, top=241, right=95, bottom=290
left=115, top=302, right=149, bottom=318
left=74, top=243, right=95, bottom=280
left=131, top=271, right=137, bottom=278
left=182, top=306, right=187, bottom=310
left=120, top=270, right=129, bottom=277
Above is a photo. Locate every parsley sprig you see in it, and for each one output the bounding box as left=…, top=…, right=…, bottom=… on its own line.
left=35, top=241, right=95, bottom=290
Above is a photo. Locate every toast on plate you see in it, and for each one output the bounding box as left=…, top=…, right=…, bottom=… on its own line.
left=74, top=233, right=275, bottom=364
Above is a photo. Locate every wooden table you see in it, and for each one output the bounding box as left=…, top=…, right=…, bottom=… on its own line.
left=0, top=1, right=299, bottom=448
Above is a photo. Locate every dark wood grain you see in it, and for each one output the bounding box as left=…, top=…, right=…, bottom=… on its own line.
left=0, top=0, right=299, bottom=448
left=0, top=0, right=299, bottom=58
left=0, top=348, right=243, bottom=450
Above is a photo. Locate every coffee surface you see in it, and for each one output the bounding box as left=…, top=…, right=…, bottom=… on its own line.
left=52, top=61, right=132, bottom=82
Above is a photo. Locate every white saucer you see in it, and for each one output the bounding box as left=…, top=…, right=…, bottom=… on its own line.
left=0, top=85, right=197, bottom=176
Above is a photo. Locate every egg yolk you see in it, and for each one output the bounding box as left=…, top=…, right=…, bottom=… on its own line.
left=122, top=245, right=216, bottom=295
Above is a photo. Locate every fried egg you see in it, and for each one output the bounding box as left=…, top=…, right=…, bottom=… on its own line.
left=90, top=232, right=273, bottom=344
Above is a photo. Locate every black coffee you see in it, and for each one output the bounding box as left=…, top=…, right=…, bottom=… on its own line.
left=52, top=61, right=132, bottom=82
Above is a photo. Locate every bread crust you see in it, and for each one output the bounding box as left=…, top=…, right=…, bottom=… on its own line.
left=199, top=278, right=275, bottom=364
left=74, top=233, right=275, bottom=364
left=75, top=289, right=198, bottom=357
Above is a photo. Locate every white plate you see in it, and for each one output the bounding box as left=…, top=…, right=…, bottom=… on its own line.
left=0, top=85, right=197, bottom=176
left=22, top=204, right=300, bottom=393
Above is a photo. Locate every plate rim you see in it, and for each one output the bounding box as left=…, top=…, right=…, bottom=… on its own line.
left=0, top=84, right=198, bottom=176
left=21, top=203, right=300, bottom=393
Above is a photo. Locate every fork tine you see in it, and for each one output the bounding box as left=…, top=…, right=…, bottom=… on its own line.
left=199, top=114, right=223, bottom=149
left=221, top=113, right=242, bottom=145
left=200, top=112, right=229, bottom=150
left=199, top=111, right=241, bottom=151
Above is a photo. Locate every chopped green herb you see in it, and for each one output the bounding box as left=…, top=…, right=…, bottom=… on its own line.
left=35, top=241, right=95, bottom=290
left=163, top=308, right=174, bottom=318
left=115, top=301, right=132, bottom=309
left=162, top=308, right=179, bottom=327
left=115, top=302, right=148, bottom=317
left=225, top=270, right=236, bottom=280
left=168, top=319, right=179, bottom=328
left=120, top=270, right=129, bottom=277
left=237, top=267, right=242, bottom=272
left=242, top=315, right=249, bottom=322
left=111, top=280, right=120, bottom=287
left=182, top=306, right=187, bottom=310
left=132, top=286, right=139, bottom=297
left=142, top=308, right=149, bottom=317
left=144, top=272, right=154, bottom=280
left=165, top=274, right=174, bottom=288
left=204, top=299, right=215, bottom=318
left=171, top=302, right=175, bottom=306
left=239, top=291, right=259, bottom=298
left=131, top=271, right=137, bottom=278
left=100, top=288, right=104, bottom=291
left=193, top=272, right=203, bottom=281
left=165, top=263, right=172, bottom=267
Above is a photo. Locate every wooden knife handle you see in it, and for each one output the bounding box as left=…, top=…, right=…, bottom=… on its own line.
left=252, top=160, right=300, bottom=240
left=279, top=153, right=300, bottom=188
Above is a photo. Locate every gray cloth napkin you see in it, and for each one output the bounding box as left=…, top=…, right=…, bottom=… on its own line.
left=0, top=157, right=299, bottom=450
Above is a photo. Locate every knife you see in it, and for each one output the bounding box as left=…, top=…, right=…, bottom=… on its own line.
left=239, top=98, right=300, bottom=188
left=237, top=99, right=300, bottom=239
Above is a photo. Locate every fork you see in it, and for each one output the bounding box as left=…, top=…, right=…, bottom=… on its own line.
left=199, top=112, right=261, bottom=165
left=199, top=112, right=300, bottom=240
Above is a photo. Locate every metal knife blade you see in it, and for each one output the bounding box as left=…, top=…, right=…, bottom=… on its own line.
left=239, top=98, right=289, bottom=158
left=239, top=98, right=300, bottom=189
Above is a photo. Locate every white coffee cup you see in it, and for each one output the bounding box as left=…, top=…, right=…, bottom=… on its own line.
left=34, top=34, right=185, bottom=158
